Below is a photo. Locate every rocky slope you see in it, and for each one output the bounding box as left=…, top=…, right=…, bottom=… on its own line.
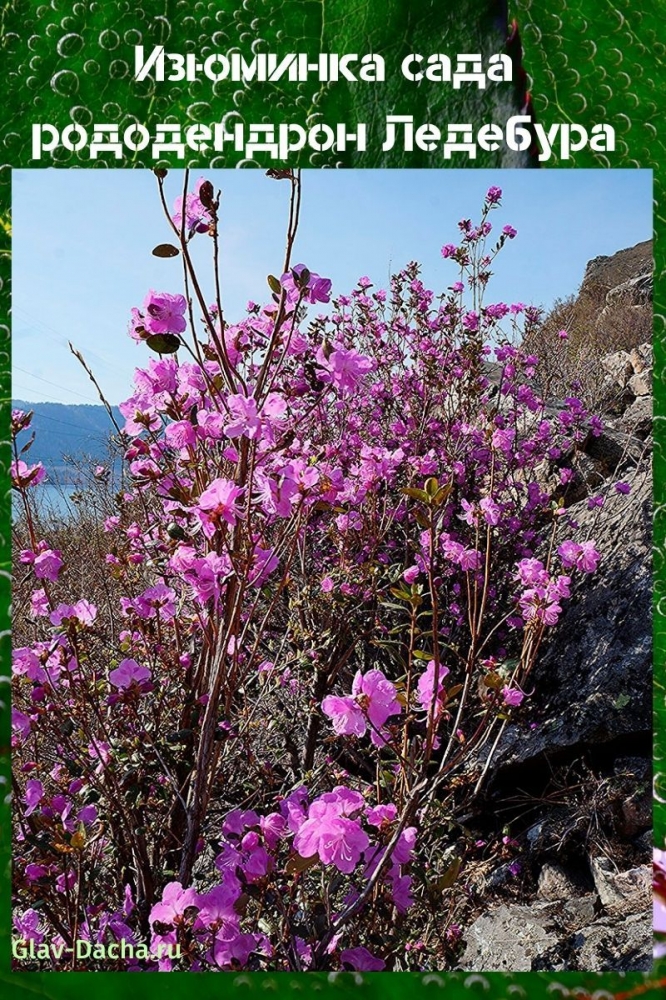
left=458, top=246, right=653, bottom=971
left=580, top=239, right=653, bottom=307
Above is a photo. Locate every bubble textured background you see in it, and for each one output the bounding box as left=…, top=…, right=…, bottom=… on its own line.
left=0, top=0, right=664, bottom=994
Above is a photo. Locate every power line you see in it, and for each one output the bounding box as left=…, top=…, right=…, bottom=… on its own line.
left=13, top=305, right=132, bottom=376
left=13, top=367, right=102, bottom=404
left=12, top=408, right=114, bottom=436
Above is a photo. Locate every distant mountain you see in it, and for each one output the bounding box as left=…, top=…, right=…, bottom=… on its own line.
left=12, top=401, right=122, bottom=484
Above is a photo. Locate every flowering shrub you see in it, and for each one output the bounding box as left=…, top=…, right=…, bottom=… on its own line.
left=13, top=173, right=613, bottom=971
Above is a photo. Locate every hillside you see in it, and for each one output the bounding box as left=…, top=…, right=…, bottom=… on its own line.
left=12, top=401, right=121, bottom=483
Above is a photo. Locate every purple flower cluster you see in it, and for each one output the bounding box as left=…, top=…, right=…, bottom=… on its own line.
left=11, top=184, right=609, bottom=973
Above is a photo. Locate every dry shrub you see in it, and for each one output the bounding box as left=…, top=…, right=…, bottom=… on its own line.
left=523, top=293, right=652, bottom=411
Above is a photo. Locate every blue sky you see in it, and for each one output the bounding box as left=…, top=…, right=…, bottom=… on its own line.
left=13, top=168, right=652, bottom=406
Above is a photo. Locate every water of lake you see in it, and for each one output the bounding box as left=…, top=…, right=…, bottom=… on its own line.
left=12, top=483, right=79, bottom=521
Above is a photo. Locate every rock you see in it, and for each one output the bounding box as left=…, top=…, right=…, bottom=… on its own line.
left=635, top=341, right=653, bottom=368
left=478, top=469, right=651, bottom=774
left=574, top=914, right=651, bottom=971
left=605, top=272, right=653, bottom=307
left=628, top=370, right=651, bottom=396
left=459, top=902, right=565, bottom=971
left=621, top=396, right=653, bottom=439
left=481, top=861, right=524, bottom=892
left=620, top=794, right=652, bottom=838
left=630, top=347, right=648, bottom=374
left=601, top=350, right=634, bottom=388
left=458, top=895, right=648, bottom=971
left=459, top=894, right=651, bottom=971
left=580, top=240, right=653, bottom=306
left=590, top=857, right=651, bottom=917
left=538, top=863, right=586, bottom=901
left=613, top=756, right=652, bottom=837
left=583, top=424, right=646, bottom=474
left=633, top=830, right=652, bottom=855
left=564, top=896, right=598, bottom=929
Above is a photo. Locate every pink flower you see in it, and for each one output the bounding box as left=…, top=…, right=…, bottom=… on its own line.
left=280, top=264, right=332, bottom=305
left=558, top=329, right=569, bottom=340
left=321, top=695, right=366, bottom=737
left=49, top=600, right=97, bottom=627
left=143, top=290, right=187, bottom=335
left=260, top=812, right=286, bottom=849
left=515, top=558, right=549, bottom=588
left=20, top=544, right=64, bottom=582
left=293, top=787, right=370, bottom=873
left=196, top=478, right=245, bottom=536
left=24, top=779, right=44, bottom=816
left=501, top=686, right=525, bottom=707
left=195, top=883, right=241, bottom=928
left=320, top=576, right=335, bottom=593
left=389, top=871, right=414, bottom=913
left=295, top=805, right=369, bottom=874
left=11, top=459, right=46, bottom=489
left=462, top=311, right=479, bottom=333
left=12, top=708, right=33, bottom=740
left=403, top=565, right=420, bottom=584
left=352, top=669, right=401, bottom=731
left=149, top=881, right=198, bottom=928
left=78, top=805, right=98, bottom=826
left=322, top=670, right=401, bottom=745
left=224, top=393, right=261, bottom=439
left=558, top=539, right=601, bottom=574
left=165, top=420, right=197, bottom=449
left=502, top=225, right=517, bottom=239
left=519, top=586, right=562, bottom=625
left=318, top=817, right=370, bottom=873
left=460, top=498, right=477, bottom=526
left=485, top=186, right=502, bottom=205
left=317, top=344, right=374, bottom=394
left=492, top=427, right=515, bottom=452
left=211, top=929, right=262, bottom=969
left=109, top=658, right=152, bottom=689
left=392, top=826, right=418, bottom=864
left=480, top=496, right=501, bottom=525
left=25, top=864, right=50, bottom=881
left=30, top=589, right=50, bottom=617
left=13, top=909, right=45, bottom=945
left=172, top=177, right=213, bottom=234
left=340, top=946, right=385, bottom=971
left=577, top=540, right=601, bottom=573
left=416, top=660, right=450, bottom=717
left=614, top=481, right=631, bottom=495
left=366, top=803, right=397, bottom=827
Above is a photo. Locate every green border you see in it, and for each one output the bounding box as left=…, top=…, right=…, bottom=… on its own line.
left=1, top=0, right=663, bottom=994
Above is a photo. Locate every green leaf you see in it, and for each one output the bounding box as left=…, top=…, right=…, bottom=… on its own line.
left=152, top=243, right=180, bottom=258
left=285, top=851, right=319, bottom=875
left=146, top=334, right=181, bottom=355
left=432, top=483, right=453, bottom=506
left=402, top=487, right=430, bottom=502
left=431, top=856, right=462, bottom=893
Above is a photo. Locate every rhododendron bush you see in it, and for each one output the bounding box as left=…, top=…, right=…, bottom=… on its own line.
left=12, top=171, right=610, bottom=972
